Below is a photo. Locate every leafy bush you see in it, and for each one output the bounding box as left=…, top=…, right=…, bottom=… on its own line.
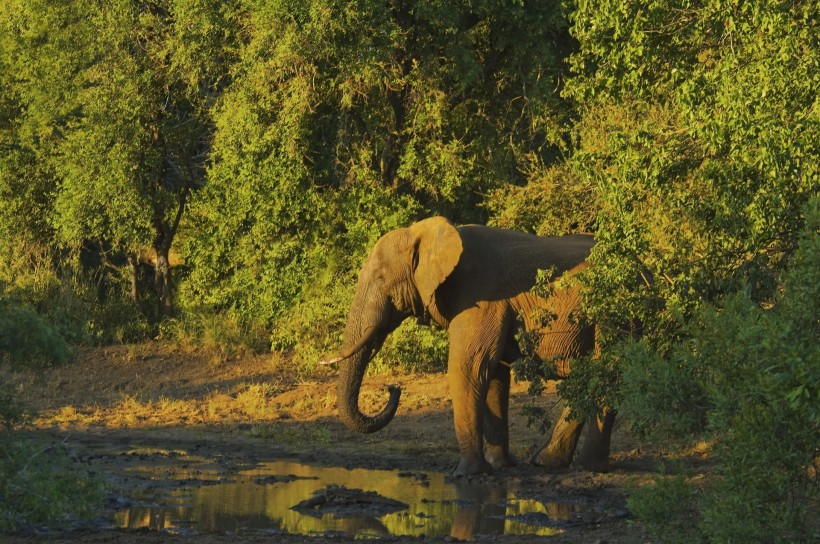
left=0, top=435, right=106, bottom=532
left=617, top=340, right=708, bottom=445
left=488, top=159, right=597, bottom=236
left=35, top=267, right=150, bottom=345
left=0, top=301, right=73, bottom=368
left=265, top=245, right=364, bottom=376
left=0, top=382, right=104, bottom=532
left=620, top=198, right=820, bottom=543
left=695, top=201, right=819, bottom=543
left=0, top=237, right=150, bottom=345
left=0, top=241, right=86, bottom=344
left=544, top=2, right=820, bottom=539
left=370, top=319, right=449, bottom=375
left=0, top=384, right=30, bottom=431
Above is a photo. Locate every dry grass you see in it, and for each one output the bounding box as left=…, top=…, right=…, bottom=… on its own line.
left=31, top=378, right=338, bottom=432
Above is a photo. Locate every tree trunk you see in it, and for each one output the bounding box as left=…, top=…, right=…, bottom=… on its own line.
left=128, top=254, right=140, bottom=306
left=153, top=243, right=173, bottom=317
left=378, top=0, right=414, bottom=189
left=149, top=180, right=189, bottom=319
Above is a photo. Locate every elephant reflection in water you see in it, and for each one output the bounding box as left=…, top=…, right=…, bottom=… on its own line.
left=448, top=481, right=576, bottom=539
left=449, top=481, right=507, bottom=539
left=323, top=217, right=614, bottom=476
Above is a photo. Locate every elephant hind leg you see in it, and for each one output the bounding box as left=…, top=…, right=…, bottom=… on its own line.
left=577, top=409, right=616, bottom=472
left=531, top=406, right=584, bottom=469
left=483, top=363, right=515, bottom=470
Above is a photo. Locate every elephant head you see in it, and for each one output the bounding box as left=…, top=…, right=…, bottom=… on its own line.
left=326, top=217, right=463, bottom=434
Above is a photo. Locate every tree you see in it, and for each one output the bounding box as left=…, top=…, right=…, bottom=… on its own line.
left=542, top=1, right=819, bottom=540
left=1, top=0, right=238, bottom=318
left=181, top=0, right=576, bottom=354
left=569, top=0, right=818, bottom=317
left=0, top=0, right=86, bottom=295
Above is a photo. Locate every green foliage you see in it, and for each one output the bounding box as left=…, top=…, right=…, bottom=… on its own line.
left=266, top=254, right=360, bottom=374
left=616, top=340, right=707, bottom=444
left=697, top=214, right=818, bottom=543
left=492, top=2, right=819, bottom=540
left=555, top=0, right=818, bottom=454
left=0, top=236, right=150, bottom=344
left=370, top=320, right=449, bottom=375
left=488, top=156, right=597, bottom=236
left=0, top=435, right=106, bottom=532
left=619, top=199, right=819, bottom=543
left=0, top=364, right=104, bottom=532
left=567, top=0, right=818, bottom=319
left=1, top=0, right=239, bottom=321
left=180, top=0, right=574, bottom=361
left=0, top=301, right=74, bottom=368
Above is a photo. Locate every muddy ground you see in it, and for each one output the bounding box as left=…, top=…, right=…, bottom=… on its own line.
left=1, top=343, right=693, bottom=543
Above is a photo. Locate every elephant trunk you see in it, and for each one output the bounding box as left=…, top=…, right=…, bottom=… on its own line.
left=335, top=291, right=402, bottom=434
left=336, top=349, right=401, bottom=434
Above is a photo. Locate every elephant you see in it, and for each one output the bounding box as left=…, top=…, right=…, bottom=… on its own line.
left=321, top=217, right=615, bottom=476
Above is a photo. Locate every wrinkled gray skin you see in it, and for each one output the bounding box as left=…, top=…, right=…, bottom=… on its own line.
left=325, top=217, right=614, bottom=476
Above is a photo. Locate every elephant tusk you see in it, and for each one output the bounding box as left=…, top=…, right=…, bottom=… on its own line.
left=318, top=326, right=378, bottom=367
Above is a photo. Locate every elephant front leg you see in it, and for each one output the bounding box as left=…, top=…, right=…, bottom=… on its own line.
left=531, top=405, right=584, bottom=469
left=448, top=307, right=515, bottom=476
left=449, top=368, right=493, bottom=476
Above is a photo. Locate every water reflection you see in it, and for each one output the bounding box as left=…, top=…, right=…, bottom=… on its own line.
left=114, top=460, right=581, bottom=538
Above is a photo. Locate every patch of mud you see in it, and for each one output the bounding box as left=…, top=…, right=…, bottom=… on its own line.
left=502, top=512, right=580, bottom=530
left=292, top=486, right=409, bottom=517
left=256, top=474, right=319, bottom=485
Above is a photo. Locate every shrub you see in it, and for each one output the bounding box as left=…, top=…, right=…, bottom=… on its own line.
left=0, top=384, right=30, bottom=431
left=0, top=380, right=104, bottom=532
left=617, top=339, right=708, bottom=445
left=0, top=435, right=106, bottom=532
left=695, top=200, right=819, bottom=543
left=370, top=319, right=449, bottom=375
left=267, top=251, right=358, bottom=378
left=621, top=197, right=820, bottom=543
left=0, top=300, right=73, bottom=368
left=0, top=238, right=151, bottom=345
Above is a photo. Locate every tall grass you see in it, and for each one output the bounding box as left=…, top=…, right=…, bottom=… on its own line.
left=159, top=310, right=270, bottom=362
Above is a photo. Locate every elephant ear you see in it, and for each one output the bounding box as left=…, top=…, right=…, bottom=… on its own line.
left=410, top=217, right=463, bottom=308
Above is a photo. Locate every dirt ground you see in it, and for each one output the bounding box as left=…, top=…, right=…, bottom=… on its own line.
left=1, top=343, right=685, bottom=543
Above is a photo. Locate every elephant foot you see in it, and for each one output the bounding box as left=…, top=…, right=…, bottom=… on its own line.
left=453, top=456, right=493, bottom=477
left=485, top=446, right=517, bottom=470
left=530, top=446, right=573, bottom=470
